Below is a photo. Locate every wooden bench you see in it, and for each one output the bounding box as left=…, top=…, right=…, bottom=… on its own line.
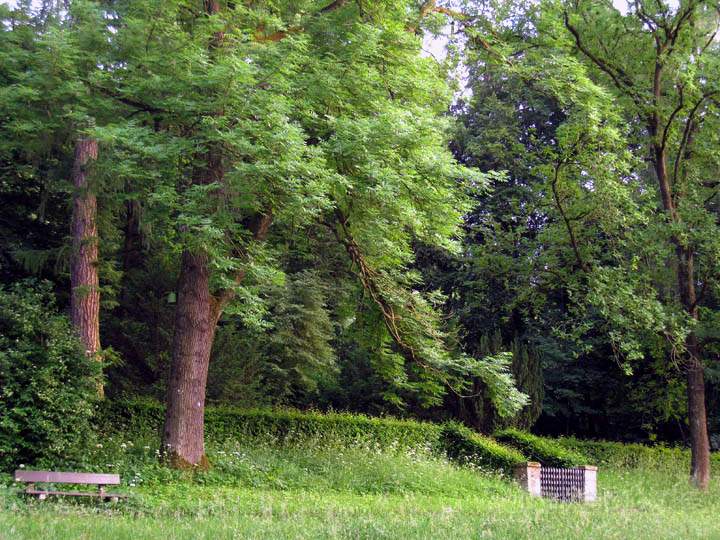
left=14, top=470, right=127, bottom=502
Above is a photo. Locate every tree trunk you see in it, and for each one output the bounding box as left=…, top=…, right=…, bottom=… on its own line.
left=161, top=212, right=272, bottom=468
left=162, top=250, right=217, bottom=469
left=161, top=146, right=223, bottom=468
left=678, top=247, right=710, bottom=490
left=161, top=0, right=278, bottom=469
left=655, top=145, right=711, bottom=489
left=70, top=137, right=103, bottom=397
left=652, top=139, right=711, bottom=489
left=686, top=343, right=710, bottom=490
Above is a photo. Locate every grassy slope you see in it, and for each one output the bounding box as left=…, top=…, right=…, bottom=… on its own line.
left=1, top=438, right=719, bottom=540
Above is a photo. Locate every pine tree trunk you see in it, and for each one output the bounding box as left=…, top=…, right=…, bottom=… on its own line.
left=162, top=250, right=217, bottom=469
left=70, top=137, right=103, bottom=397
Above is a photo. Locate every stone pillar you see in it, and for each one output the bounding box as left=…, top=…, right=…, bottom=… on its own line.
left=514, top=462, right=541, bottom=497
left=582, top=465, right=597, bottom=502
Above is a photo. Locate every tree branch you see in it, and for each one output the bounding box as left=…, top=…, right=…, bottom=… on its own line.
left=550, top=160, right=590, bottom=273
left=563, top=11, right=646, bottom=113
left=672, top=92, right=716, bottom=185
left=88, top=82, right=167, bottom=114
left=211, top=211, right=274, bottom=319
left=661, top=83, right=684, bottom=152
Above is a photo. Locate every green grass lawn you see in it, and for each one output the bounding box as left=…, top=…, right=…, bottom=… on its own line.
left=1, top=438, right=719, bottom=539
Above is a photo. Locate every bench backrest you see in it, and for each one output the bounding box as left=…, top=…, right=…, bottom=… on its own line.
left=14, top=470, right=120, bottom=485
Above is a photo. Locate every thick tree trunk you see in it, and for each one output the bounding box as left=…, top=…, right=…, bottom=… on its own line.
left=161, top=146, right=223, bottom=468
left=161, top=0, right=279, bottom=469
left=70, top=137, right=103, bottom=397
left=162, top=250, right=217, bottom=469
left=161, top=212, right=272, bottom=468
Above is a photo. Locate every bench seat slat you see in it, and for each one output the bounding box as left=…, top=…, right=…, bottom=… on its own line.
left=25, top=489, right=127, bottom=498
left=14, top=470, right=121, bottom=485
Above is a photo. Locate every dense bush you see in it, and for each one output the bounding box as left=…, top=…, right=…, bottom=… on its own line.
left=106, top=400, right=720, bottom=476
left=441, top=422, right=525, bottom=474
left=494, top=428, right=588, bottom=467
left=0, top=281, right=102, bottom=470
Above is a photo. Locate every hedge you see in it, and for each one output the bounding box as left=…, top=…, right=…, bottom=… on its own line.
left=555, top=436, right=720, bottom=472
left=99, top=400, right=527, bottom=473
left=98, top=401, right=720, bottom=474
left=494, top=428, right=588, bottom=467
left=99, top=399, right=444, bottom=452
left=441, top=422, right=525, bottom=474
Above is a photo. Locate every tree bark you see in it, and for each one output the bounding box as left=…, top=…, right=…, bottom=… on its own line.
left=677, top=246, right=710, bottom=490
left=70, top=137, right=103, bottom=397
left=686, top=339, right=710, bottom=490
left=162, top=250, right=217, bottom=469
left=654, top=140, right=711, bottom=490
left=161, top=0, right=224, bottom=469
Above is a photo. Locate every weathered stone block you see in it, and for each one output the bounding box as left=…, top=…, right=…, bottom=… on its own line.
left=514, top=461, right=542, bottom=497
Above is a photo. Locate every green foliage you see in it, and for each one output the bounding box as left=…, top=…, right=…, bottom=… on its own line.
left=4, top=0, right=720, bottom=452
left=447, top=0, right=720, bottom=447
left=508, top=339, right=544, bottom=429
left=70, top=0, right=526, bottom=416
left=0, top=280, right=101, bottom=470
left=440, top=422, right=525, bottom=474
left=459, top=333, right=543, bottom=431
left=494, top=428, right=587, bottom=468
left=208, top=271, right=336, bottom=406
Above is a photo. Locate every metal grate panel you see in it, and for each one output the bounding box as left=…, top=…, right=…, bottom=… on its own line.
left=540, top=467, right=585, bottom=502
